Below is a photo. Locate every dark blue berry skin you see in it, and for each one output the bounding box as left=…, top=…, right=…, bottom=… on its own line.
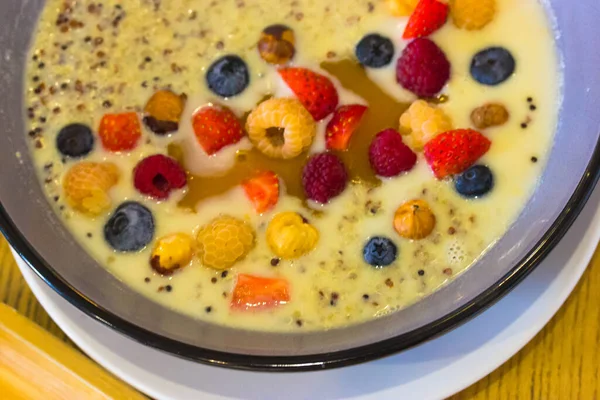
left=206, top=55, right=250, bottom=97
left=470, top=47, right=516, bottom=86
left=56, top=123, right=94, bottom=158
left=104, top=202, right=155, bottom=252
left=363, top=236, right=398, bottom=268
left=455, top=165, right=494, bottom=198
left=355, top=34, right=395, bottom=68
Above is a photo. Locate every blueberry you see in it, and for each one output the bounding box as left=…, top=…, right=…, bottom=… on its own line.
left=104, top=202, right=155, bottom=252
left=455, top=165, right=494, bottom=198
left=206, top=55, right=250, bottom=97
left=355, top=34, right=395, bottom=68
left=470, top=47, right=515, bottom=86
left=56, top=123, right=94, bottom=158
left=363, top=236, right=398, bottom=267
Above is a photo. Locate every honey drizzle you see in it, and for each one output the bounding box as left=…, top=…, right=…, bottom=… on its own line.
left=173, top=59, right=409, bottom=211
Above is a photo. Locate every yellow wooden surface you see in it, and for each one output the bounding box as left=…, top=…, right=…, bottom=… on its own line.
left=0, top=302, right=147, bottom=399
left=1, top=234, right=600, bottom=399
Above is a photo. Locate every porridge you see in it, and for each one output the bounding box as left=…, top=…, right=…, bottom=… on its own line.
left=24, top=0, right=559, bottom=331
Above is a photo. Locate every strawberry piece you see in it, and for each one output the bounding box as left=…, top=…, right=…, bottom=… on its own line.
left=423, top=129, right=491, bottom=179
left=403, top=0, right=449, bottom=39
left=278, top=67, right=339, bottom=121
left=192, top=106, right=244, bottom=155
left=98, top=112, right=142, bottom=152
left=242, top=171, right=280, bottom=213
left=231, top=274, right=290, bottom=311
left=326, top=105, right=368, bottom=151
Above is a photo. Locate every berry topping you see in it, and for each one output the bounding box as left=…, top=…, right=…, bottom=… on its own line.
left=369, top=129, right=417, bottom=177
left=455, top=165, right=494, bottom=197
left=63, top=162, right=120, bottom=216
left=403, top=0, right=449, bottom=39
left=396, top=38, right=451, bottom=97
left=231, top=274, right=291, bottom=311
left=450, top=0, right=496, bottom=31
left=355, top=34, right=395, bottom=68
left=278, top=67, right=339, bottom=121
left=363, top=237, right=398, bottom=267
left=104, top=201, right=155, bottom=252
left=326, top=104, right=368, bottom=151
left=470, top=47, right=515, bottom=86
left=56, top=123, right=95, bottom=158
left=394, top=200, right=436, bottom=240
left=399, top=100, right=452, bottom=150
left=242, top=171, right=280, bottom=214
left=302, top=153, right=348, bottom=203
left=143, top=90, right=186, bottom=135
left=99, top=112, right=142, bottom=152
left=150, top=233, right=195, bottom=275
left=206, top=55, right=250, bottom=97
left=258, top=24, right=295, bottom=65
left=266, top=212, right=319, bottom=259
left=133, top=154, right=187, bottom=200
left=192, top=105, right=244, bottom=155
left=246, top=98, right=316, bottom=159
left=470, top=103, right=509, bottom=129
left=423, top=129, right=491, bottom=179
left=196, top=215, right=255, bottom=270
left=386, top=0, right=419, bottom=16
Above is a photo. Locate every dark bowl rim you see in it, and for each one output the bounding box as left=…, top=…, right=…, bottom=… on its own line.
left=1, top=134, right=599, bottom=372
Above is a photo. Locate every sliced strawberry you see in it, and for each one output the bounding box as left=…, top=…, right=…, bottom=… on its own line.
left=242, top=171, right=280, bottom=214
left=192, top=106, right=244, bottom=155
left=278, top=67, right=339, bottom=121
left=326, top=105, right=368, bottom=151
left=424, top=129, right=491, bottom=179
left=231, top=274, right=290, bottom=311
left=99, top=112, right=142, bottom=152
left=403, top=0, right=449, bottom=39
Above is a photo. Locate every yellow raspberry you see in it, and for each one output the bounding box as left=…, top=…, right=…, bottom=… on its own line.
left=246, top=98, right=316, bottom=160
left=150, top=233, right=195, bottom=275
left=63, top=162, right=120, bottom=216
left=386, top=0, right=419, bottom=16
left=450, top=0, right=496, bottom=31
left=266, top=212, right=319, bottom=259
left=196, top=215, right=255, bottom=270
left=399, top=100, right=452, bottom=150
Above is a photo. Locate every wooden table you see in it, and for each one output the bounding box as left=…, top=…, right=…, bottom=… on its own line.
left=2, top=235, right=600, bottom=399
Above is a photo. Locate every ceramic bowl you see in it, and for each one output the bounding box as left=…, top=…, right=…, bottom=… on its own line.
left=0, top=0, right=598, bottom=371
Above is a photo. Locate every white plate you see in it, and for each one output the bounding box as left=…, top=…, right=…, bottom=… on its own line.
left=15, top=184, right=600, bottom=400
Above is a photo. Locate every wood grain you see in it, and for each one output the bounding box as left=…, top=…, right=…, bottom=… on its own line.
left=0, top=303, right=147, bottom=399
left=2, top=234, right=600, bottom=399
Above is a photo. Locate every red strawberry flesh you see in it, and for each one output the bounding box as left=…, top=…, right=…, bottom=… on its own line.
left=326, top=104, right=368, bottom=151
left=403, top=0, right=449, bottom=39
left=192, top=106, right=244, bottom=155
left=99, top=112, right=142, bottom=152
left=424, top=129, right=491, bottom=179
left=231, top=274, right=290, bottom=311
left=278, top=67, right=339, bottom=121
left=242, top=171, right=280, bottom=214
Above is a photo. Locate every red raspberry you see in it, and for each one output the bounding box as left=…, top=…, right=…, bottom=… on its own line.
left=396, top=38, right=450, bottom=97
left=369, top=129, right=417, bottom=177
left=133, top=154, right=187, bottom=200
left=302, top=153, right=348, bottom=204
